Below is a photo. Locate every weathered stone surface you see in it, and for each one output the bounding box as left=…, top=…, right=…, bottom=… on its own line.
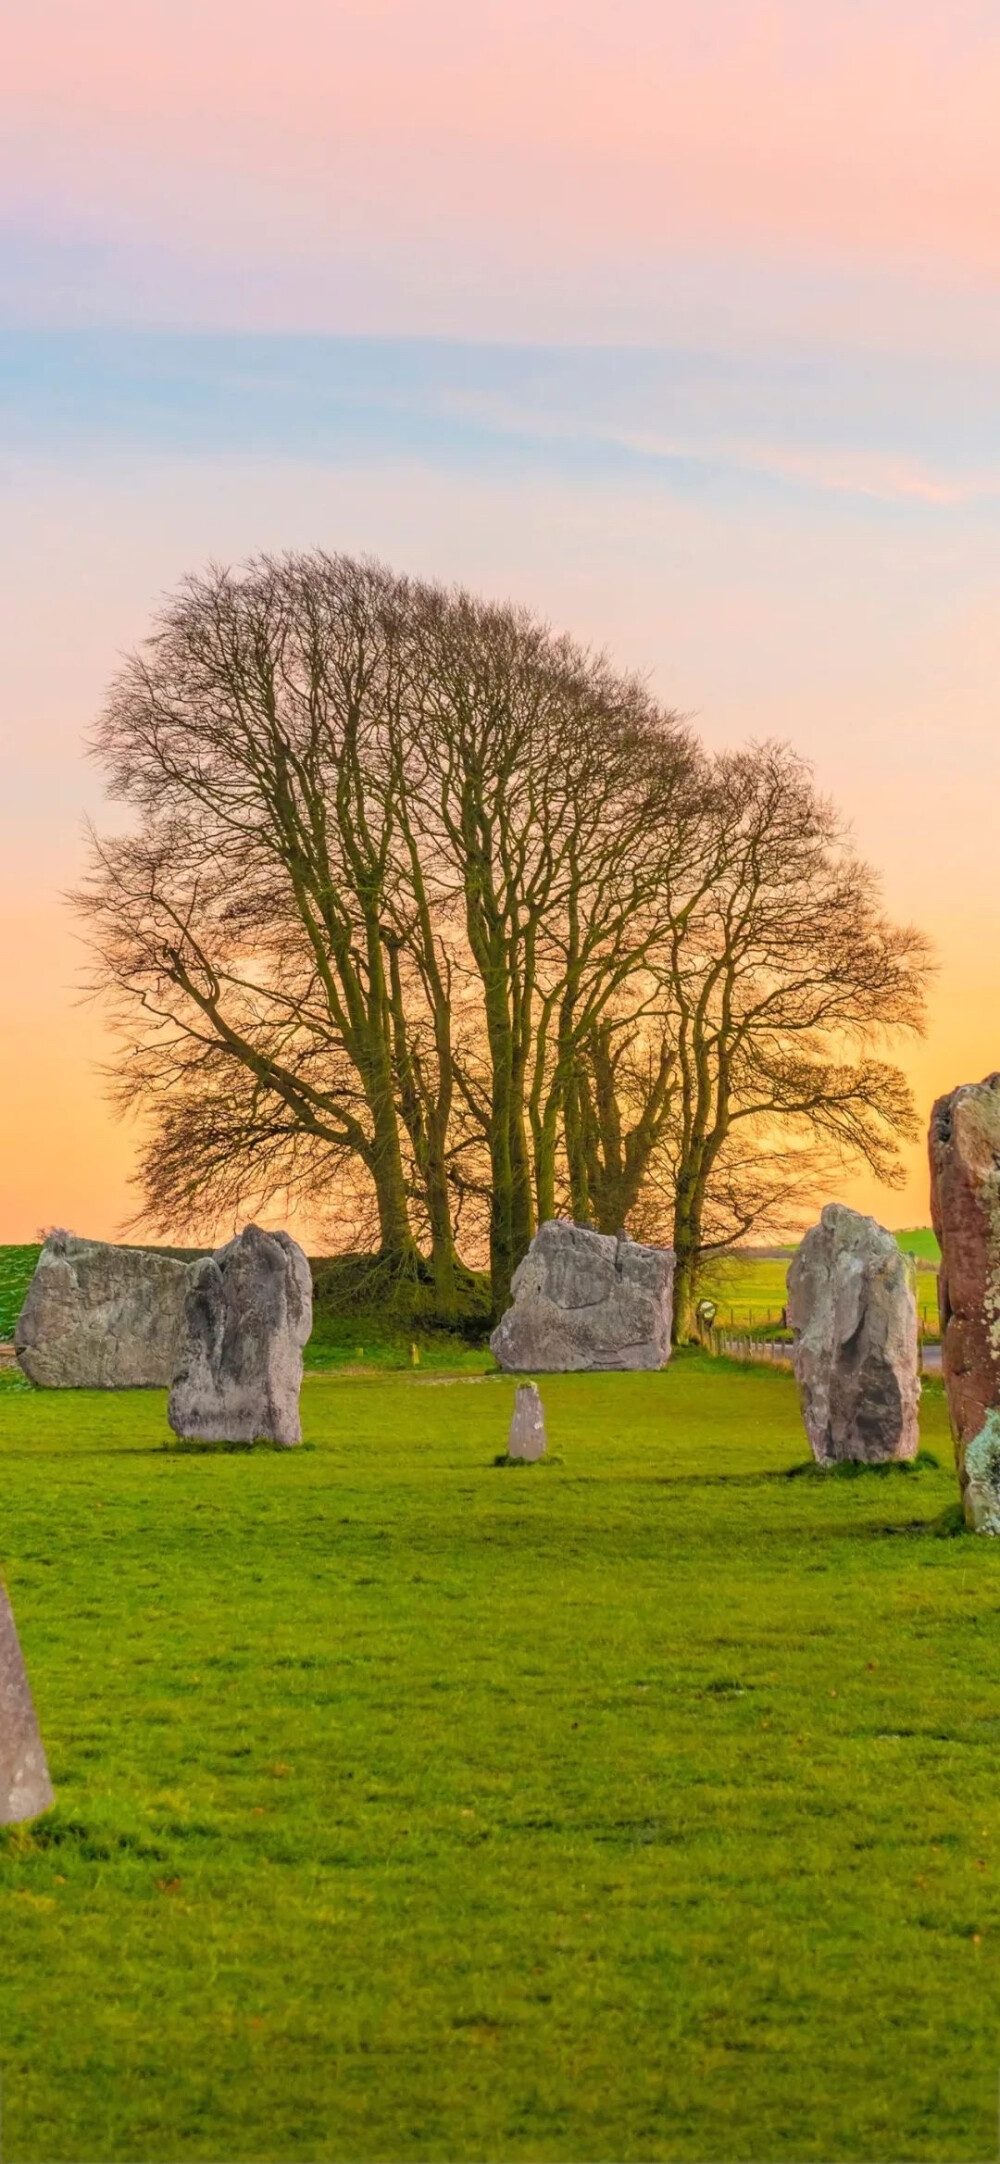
left=0, top=1579, right=54, bottom=1825
left=786, top=1203, right=919, bottom=1465
left=507, top=1382, right=547, bottom=1460
left=15, top=1233, right=192, bottom=1389
left=929, top=1074, right=1000, bottom=1530
left=490, top=1220, right=674, bottom=1372
left=168, top=1225, right=312, bottom=1445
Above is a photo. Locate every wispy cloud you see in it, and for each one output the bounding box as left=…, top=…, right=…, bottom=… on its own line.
left=3, top=332, right=998, bottom=513
left=605, top=429, right=999, bottom=507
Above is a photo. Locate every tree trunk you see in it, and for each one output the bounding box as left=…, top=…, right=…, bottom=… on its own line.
left=364, top=901, right=414, bottom=1258
left=671, top=1241, right=698, bottom=1347
left=533, top=1106, right=559, bottom=1225
left=509, top=1095, right=535, bottom=1264
left=486, top=1097, right=535, bottom=1312
left=368, top=1059, right=418, bottom=1262
left=383, top=935, right=459, bottom=1312
left=476, top=940, right=536, bottom=1313
left=671, top=1168, right=702, bottom=1345
left=563, top=1069, right=592, bottom=1225
left=425, top=1140, right=459, bottom=1317
left=486, top=1021, right=517, bottom=1314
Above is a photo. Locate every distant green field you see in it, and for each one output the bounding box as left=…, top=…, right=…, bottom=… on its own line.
left=701, top=1232, right=941, bottom=1333
left=699, top=1256, right=791, bottom=1321
left=894, top=1227, right=941, bottom=1264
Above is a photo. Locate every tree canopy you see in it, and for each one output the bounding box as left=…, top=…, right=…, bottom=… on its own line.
left=78, top=550, right=932, bottom=1335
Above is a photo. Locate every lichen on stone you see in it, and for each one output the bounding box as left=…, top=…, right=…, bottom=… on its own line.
left=962, top=1408, right=1000, bottom=1534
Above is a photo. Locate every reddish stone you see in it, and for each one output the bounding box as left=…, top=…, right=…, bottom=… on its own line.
left=929, top=1074, right=1000, bottom=1530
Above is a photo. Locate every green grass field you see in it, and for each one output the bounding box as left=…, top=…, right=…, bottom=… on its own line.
left=894, top=1228, right=942, bottom=1264
left=698, top=1255, right=792, bottom=1321
left=3, top=1355, right=999, bottom=2163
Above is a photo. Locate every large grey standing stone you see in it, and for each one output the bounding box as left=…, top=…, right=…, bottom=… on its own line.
left=507, top=1382, right=547, bottom=1460
left=929, top=1074, right=1000, bottom=1530
left=15, top=1233, right=192, bottom=1389
left=786, top=1203, right=919, bottom=1465
left=168, top=1225, right=312, bottom=1445
left=490, top=1220, right=674, bottom=1372
left=0, top=1579, right=54, bottom=1825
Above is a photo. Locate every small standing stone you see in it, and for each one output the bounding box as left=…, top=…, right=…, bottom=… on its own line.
left=168, top=1225, right=312, bottom=1446
left=0, top=1579, right=54, bottom=1826
left=929, top=1074, right=1000, bottom=1530
left=507, top=1382, right=547, bottom=1461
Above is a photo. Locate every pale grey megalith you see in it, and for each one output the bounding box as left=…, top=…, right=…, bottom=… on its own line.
left=491, top=1219, right=674, bottom=1372
left=787, top=1203, right=919, bottom=1465
left=168, top=1225, right=312, bottom=1445
left=15, top=1232, right=191, bottom=1388
left=0, top=1580, right=54, bottom=1826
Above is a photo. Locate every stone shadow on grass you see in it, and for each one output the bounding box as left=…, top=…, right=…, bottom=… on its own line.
left=162, top=1437, right=311, bottom=1456
left=866, top=1501, right=969, bottom=1540
left=785, top=1451, right=941, bottom=1480
left=492, top=1452, right=564, bottom=1469
left=784, top=1453, right=958, bottom=1540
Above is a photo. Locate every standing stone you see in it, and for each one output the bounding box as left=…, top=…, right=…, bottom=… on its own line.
left=929, top=1074, right=1000, bottom=1530
left=786, top=1203, right=919, bottom=1465
left=0, top=1579, right=54, bottom=1825
left=491, top=1220, right=674, bottom=1372
left=507, top=1382, right=547, bottom=1461
left=15, top=1233, right=192, bottom=1389
left=168, top=1225, right=312, bottom=1445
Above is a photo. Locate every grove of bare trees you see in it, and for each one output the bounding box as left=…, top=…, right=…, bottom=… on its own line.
left=77, top=552, right=932, bottom=1339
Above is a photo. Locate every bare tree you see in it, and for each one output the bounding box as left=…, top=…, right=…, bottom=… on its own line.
left=567, top=1013, right=678, bottom=1234
left=649, top=743, right=932, bottom=1340
left=78, top=552, right=696, bottom=1314
left=79, top=556, right=444, bottom=1277
left=78, top=560, right=929, bottom=1336
left=404, top=584, right=697, bottom=1307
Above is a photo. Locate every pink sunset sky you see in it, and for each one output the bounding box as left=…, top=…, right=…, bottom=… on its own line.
left=3, top=0, right=1000, bottom=1241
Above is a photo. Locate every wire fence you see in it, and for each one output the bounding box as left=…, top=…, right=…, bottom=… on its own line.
left=698, top=1322, right=942, bottom=1374
left=701, top=1327, right=794, bottom=1367
left=705, top=1301, right=939, bottom=1331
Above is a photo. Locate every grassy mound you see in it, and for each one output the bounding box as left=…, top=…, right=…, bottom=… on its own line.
left=307, top=1252, right=493, bottom=1372
left=2, top=1361, right=999, bottom=2161
left=0, top=1246, right=42, bottom=1339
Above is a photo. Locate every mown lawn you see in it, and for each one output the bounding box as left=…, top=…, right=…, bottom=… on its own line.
left=1, top=1357, right=998, bottom=2163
